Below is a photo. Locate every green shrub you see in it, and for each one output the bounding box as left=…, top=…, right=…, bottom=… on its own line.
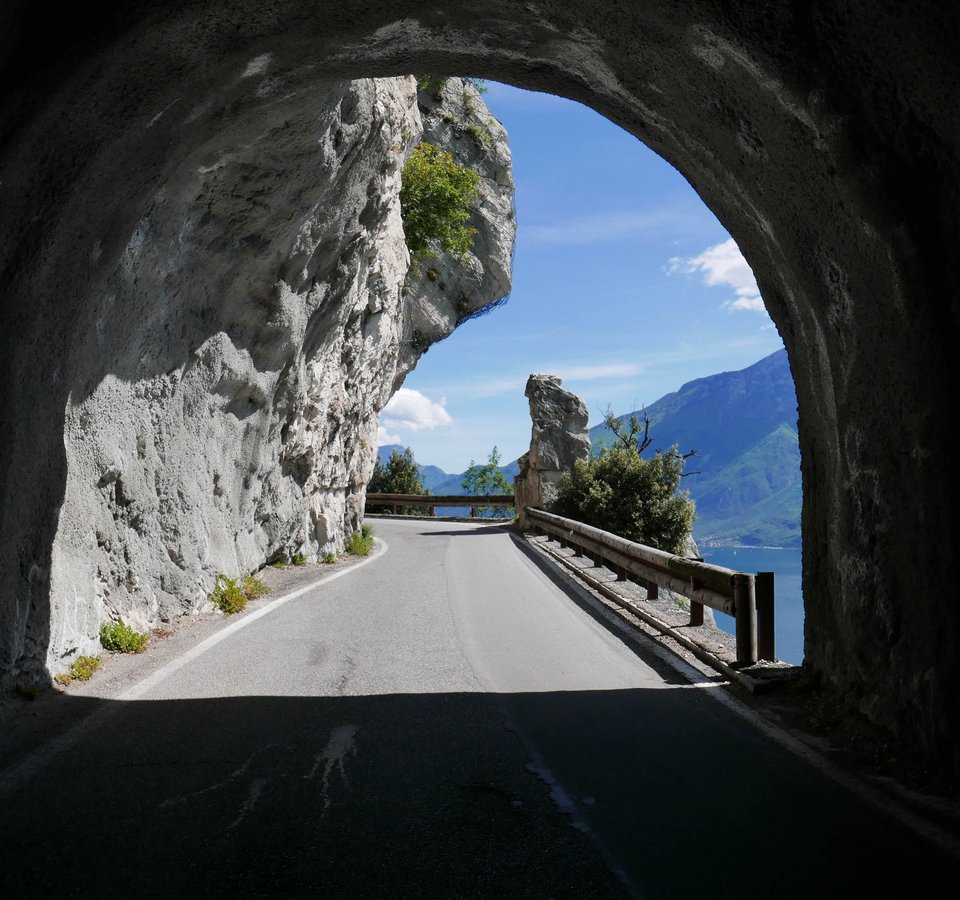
left=269, top=558, right=287, bottom=569
left=322, top=551, right=338, bottom=564
left=400, top=142, right=480, bottom=259
left=291, top=552, right=307, bottom=567
left=367, top=446, right=430, bottom=515
left=15, top=683, right=40, bottom=700
left=416, top=74, right=448, bottom=94
left=553, top=438, right=695, bottom=555
left=464, top=122, right=492, bottom=147
left=242, top=574, right=270, bottom=600
left=346, top=525, right=374, bottom=557
left=57, top=655, right=102, bottom=685
left=100, top=621, right=149, bottom=654
left=462, top=446, right=513, bottom=518
left=210, top=573, right=271, bottom=615
left=210, top=575, right=247, bottom=614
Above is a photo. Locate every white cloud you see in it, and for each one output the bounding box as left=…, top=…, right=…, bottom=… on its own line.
left=377, top=425, right=402, bottom=445
left=669, top=238, right=766, bottom=314
left=381, top=388, right=453, bottom=432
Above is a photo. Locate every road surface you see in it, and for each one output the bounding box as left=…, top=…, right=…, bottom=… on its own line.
left=1, top=518, right=954, bottom=897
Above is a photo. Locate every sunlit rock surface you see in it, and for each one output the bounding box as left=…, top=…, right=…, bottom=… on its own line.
left=0, top=75, right=513, bottom=680
left=514, top=374, right=590, bottom=526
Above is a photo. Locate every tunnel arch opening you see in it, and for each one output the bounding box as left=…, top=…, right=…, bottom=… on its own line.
left=382, top=78, right=804, bottom=663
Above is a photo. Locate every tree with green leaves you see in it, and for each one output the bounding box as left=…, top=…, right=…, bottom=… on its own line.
left=461, top=446, right=513, bottom=518
left=400, top=142, right=480, bottom=259
left=367, top=447, right=428, bottom=515
left=553, top=413, right=696, bottom=553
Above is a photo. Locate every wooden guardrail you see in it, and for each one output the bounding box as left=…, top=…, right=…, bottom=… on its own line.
left=366, top=493, right=515, bottom=517
left=524, top=507, right=775, bottom=666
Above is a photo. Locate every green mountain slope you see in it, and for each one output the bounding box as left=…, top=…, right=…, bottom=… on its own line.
left=590, top=349, right=801, bottom=547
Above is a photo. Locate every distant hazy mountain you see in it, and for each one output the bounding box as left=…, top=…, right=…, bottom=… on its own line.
left=590, top=349, right=801, bottom=547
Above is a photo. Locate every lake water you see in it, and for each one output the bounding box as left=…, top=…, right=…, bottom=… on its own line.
left=699, top=546, right=804, bottom=665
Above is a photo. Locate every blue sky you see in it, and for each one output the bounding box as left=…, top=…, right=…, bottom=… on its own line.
left=379, top=82, right=785, bottom=473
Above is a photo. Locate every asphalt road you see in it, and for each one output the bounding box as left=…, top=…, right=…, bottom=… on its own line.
left=1, top=518, right=955, bottom=898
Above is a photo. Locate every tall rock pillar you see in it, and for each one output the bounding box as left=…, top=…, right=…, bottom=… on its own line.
left=514, top=375, right=590, bottom=528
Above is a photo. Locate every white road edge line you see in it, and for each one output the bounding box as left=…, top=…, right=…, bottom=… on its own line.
left=0, top=539, right=388, bottom=801
left=120, top=539, right=389, bottom=701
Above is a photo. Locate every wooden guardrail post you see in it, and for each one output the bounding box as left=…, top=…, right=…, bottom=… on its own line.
left=756, top=571, right=776, bottom=661
left=689, top=577, right=704, bottom=625
left=733, top=573, right=757, bottom=666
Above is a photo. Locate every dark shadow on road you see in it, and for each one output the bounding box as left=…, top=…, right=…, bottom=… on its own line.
left=416, top=524, right=512, bottom=537
left=1, top=688, right=953, bottom=898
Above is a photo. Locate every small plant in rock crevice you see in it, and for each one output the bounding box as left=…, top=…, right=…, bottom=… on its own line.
left=322, top=551, right=338, bottom=564
left=346, top=524, right=374, bottom=557
left=291, top=552, right=307, bottom=567
left=56, top=655, right=102, bottom=686
left=210, top=573, right=271, bottom=615
left=243, top=574, right=270, bottom=600
left=100, top=621, right=149, bottom=653
left=463, top=122, right=492, bottom=148
left=210, top=575, right=247, bottom=614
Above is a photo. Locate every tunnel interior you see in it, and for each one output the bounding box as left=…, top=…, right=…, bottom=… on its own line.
left=1, top=2, right=958, bottom=771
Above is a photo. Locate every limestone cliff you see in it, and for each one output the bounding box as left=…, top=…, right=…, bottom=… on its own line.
left=6, top=76, right=514, bottom=682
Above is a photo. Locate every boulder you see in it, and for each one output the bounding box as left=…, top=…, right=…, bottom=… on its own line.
left=514, top=375, right=590, bottom=527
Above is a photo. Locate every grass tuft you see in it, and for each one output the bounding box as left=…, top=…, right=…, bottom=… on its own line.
left=291, top=552, right=307, bottom=567
left=242, top=574, right=270, bottom=600
left=211, top=573, right=271, bottom=615
left=100, top=620, right=149, bottom=653
left=57, top=655, right=102, bottom=685
left=210, top=575, right=247, bottom=614
left=346, top=524, right=374, bottom=557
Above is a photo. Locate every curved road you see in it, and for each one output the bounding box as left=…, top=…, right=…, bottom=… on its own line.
left=1, top=519, right=954, bottom=897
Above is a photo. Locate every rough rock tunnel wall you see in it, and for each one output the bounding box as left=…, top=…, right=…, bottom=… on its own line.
left=1, top=2, right=958, bottom=770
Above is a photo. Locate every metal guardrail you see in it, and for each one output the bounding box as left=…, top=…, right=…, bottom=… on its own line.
left=525, top=507, right=775, bottom=666
left=366, top=492, right=515, bottom=517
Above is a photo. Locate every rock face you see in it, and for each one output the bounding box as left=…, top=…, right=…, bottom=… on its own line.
left=399, top=79, right=515, bottom=373
left=515, top=375, right=590, bottom=526
left=0, top=75, right=513, bottom=679
left=2, top=2, right=960, bottom=770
